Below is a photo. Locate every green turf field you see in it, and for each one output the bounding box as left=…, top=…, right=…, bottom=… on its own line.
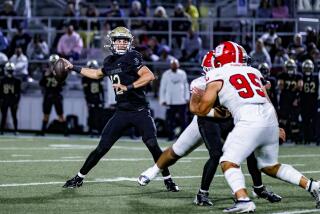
left=0, top=136, right=320, bottom=214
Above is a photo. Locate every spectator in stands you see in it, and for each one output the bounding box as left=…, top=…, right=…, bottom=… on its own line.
left=9, top=24, right=31, bottom=56
left=272, top=0, right=289, bottom=18
left=180, top=27, right=202, bottom=62
left=129, top=0, right=147, bottom=30
left=159, top=58, right=189, bottom=141
left=148, top=6, right=168, bottom=44
left=26, top=34, right=49, bottom=60
left=172, top=3, right=191, bottom=48
left=9, top=47, right=28, bottom=81
left=250, top=39, right=272, bottom=68
left=0, top=0, right=18, bottom=31
left=305, top=26, right=317, bottom=46
left=102, top=1, right=125, bottom=31
left=0, top=31, right=8, bottom=53
left=130, top=0, right=151, bottom=16
left=257, top=0, right=272, bottom=18
left=158, top=45, right=175, bottom=64
left=81, top=4, right=100, bottom=31
left=0, top=51, right=8, bottom=76
left=271, top=37, right=289, bottom=69
left=57, top=24, right=83, bottom=61
left=185, top=0, right=199, bottom=31
left=298, top=43, right=320, bottom=71
left=260, top=24, right=278, bottom=52
left=63, top=3, right=78, bottom=29
left=288, top=33, right=306, bottom=58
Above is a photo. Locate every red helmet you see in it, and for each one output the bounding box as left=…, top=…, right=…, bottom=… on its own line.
left=201, top=50, right=215, bottom=73
left=213, top=41, right=246, bottom=67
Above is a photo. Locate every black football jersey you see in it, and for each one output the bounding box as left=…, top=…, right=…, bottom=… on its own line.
left=82, top=77, right=104, bottom=104
left=0, top=76, right=21, bottom=100
left=265, top=76, right=278, bottom=110
left=301, top=73, right=318, bottom=111
left=102, top=50, right=149, bottom=111
left=39, top=72, right=64, bottom=95
left=278, top=72, right=303, bottom=109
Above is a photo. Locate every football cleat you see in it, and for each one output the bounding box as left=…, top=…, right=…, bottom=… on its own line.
left=308, top=179, right=320, bottom=209
left=63, top=175, right=83, bottom=188
left=137, top=175, right=150, bottom=186
left=194, top=191, right=213, bottom=206
left=223, top=200, right=256, bottom=213
left=252, top=186, right=282, bottom=203
left=164, top=178, right=179, bottom=192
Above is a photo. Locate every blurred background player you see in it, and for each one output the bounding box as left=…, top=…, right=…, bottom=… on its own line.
left=278, top=59, right=303, bottom=143
left=0, top=62, right=21, bottom=135
left=38, top=54, right=67, bottom=136
left=258, top=62, right=278, bottom=110
left=82, top=60, right=105, bottom=137
left=300, top=59, right=318, bottom=144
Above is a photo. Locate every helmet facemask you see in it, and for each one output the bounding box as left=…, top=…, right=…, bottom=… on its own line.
left=302, top=59, right=314, bottom=75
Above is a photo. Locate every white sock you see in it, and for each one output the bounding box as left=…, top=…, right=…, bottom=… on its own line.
left=199, top=189, right=208, bottom=193
left=238, top=197, right=250, bottom=201
left=276, top=164, right=302, bottom=186
left=77, top=172, right=85, bottom=178
left=306, top=179, right=320, bottom=192
left=142, top=164, right=161, bottom=180
left=224, top=167, right=246, bottom=194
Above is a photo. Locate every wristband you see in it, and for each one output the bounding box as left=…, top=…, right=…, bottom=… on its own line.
left=206, top=108, right=215, bottom=118
left=126, top=84, right=134, bottom=91
left=73, top=65, right=82, bottom=73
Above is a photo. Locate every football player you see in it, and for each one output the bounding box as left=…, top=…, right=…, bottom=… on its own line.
left=61, top=27, right=178, bottom=191
left=300, top=59, right=318, bottom=144
left=139, top=50, right=282, bottom=206
left=0, top=62, right=21, bottom=135
left=258, top=62, right=278, bottom=110
left=190, top=41, right=320, bottom=213
left=278, top=59, right=303, bottom=143
left=82, top=60, right=105, bottom=136
left=39, top=54, right=67, bottom=136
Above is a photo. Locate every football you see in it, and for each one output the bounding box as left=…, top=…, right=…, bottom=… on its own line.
left=53, top=58, right=68, bottom=82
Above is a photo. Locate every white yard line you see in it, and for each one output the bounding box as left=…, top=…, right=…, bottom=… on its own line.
left=272, top=209, right=320, bottom=214
left=1, top=171, right=320, bottom=188
left=11, top=154, right=32, bottom=157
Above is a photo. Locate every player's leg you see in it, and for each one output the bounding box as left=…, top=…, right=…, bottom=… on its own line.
left=166, top=106, right=175, bottom=141
left=194, top=117, right=222, bottom=206
left=63, top=111, right=130, bottom=188
left=0, top=102, right=9, bottom=134
left=220, top=125, right=260, bottom=213
left=134, top=109, right=179, bottom=191
left=246, top=152, right=282, bottom=203
left=176, top=104, right=188, bottom=136
left=256, top=126, right=320, bottom=208
left=138, top=115, right=202, bottom=189
left=55, top=95, right=68, bottom=136
left=10, top=103, right=19, bottom=134
left=40, top=95, right=52, bottom=135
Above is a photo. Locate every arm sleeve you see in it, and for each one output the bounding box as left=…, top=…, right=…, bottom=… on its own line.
left=205, top=70, right=223, bottom=84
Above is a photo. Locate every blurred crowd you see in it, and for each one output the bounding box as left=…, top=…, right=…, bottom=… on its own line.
left=0, top=0, right=319, bottom=144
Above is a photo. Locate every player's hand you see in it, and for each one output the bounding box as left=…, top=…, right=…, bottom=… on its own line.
left=279, top=128, right=286, bottom=143
left=191, top=87, right=205, bottom=97
left=61, top=58, right=73, bottom=71
left=113, top=83, right=127, bottom=91
left=214, top=106, right=231, bottom=119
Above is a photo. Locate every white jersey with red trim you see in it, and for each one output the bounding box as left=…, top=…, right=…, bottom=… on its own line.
left=205, top=64, right=278, bottom=127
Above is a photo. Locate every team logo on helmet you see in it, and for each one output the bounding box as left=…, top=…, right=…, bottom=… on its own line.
left=105, top=26, right=134, bottom=55
left=201, top=50, right=215, bottom=73
left=213, top=41, right=246, bottom=68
